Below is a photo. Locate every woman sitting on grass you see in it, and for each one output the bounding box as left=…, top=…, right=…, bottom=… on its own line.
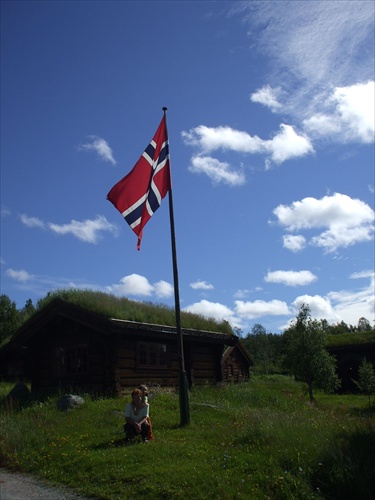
left=124, top=389, right=151, bottom=443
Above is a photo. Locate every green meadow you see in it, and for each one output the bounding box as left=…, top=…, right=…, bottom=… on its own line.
left=1, top=377, right=374, bottom=499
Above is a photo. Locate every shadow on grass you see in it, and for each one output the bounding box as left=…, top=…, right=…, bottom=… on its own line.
left=91, top=422, right=185, bottom=450
left=311, top=428, right=375, bottom=499
left=91, top=437, right=151, bottom=449
left=351, top=405, right=375, bottom=417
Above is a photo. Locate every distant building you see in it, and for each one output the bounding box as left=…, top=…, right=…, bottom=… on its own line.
left=327, top=342, right=375, bottom=393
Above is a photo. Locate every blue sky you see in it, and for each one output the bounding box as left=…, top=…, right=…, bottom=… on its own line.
left=1, top=1, right=374, bottom=334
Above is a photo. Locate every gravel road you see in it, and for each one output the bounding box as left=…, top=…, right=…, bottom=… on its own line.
left=0, top=469, right=93, bottom=500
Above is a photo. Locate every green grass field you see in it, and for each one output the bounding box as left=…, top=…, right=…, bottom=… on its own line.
left=1, top=377, right=374, bottom=499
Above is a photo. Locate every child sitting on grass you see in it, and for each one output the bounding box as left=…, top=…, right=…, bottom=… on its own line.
left=138, top=384, right=154, bottom=441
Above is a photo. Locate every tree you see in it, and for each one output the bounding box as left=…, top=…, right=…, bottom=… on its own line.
left=242, top=324, right=285, bottom=375
left=0, top=294, right=20, bottom=344
left=353, top=358, right=375, bottom=407
left=283, top=304, right=340, bottom=402
left=357, top=317, right=372, bottom=332
left=19, top=298, right=36, bottom=323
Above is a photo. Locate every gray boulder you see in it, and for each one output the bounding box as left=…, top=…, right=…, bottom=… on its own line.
left=56, top=394, right=85, bottom=411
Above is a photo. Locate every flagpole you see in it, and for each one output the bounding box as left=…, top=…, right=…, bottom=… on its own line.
left=163, top=106, right=190, bottom=426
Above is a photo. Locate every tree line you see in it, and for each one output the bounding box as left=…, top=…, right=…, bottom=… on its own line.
left=0, top=294, right=37, bottom=345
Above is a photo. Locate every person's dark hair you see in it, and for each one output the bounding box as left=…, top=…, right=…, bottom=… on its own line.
left=131, top=389, right=142, bottom=397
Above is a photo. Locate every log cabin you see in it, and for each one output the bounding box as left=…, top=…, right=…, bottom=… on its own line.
left=0, top=298, right=252, bottom=397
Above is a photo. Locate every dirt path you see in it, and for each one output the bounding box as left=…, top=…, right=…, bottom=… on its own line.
left=0, top=469, right=93, bottom=500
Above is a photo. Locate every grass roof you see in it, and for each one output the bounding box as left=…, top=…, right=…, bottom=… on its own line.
left=36, top=289, right=234, bottom=335
left=326, top=330, right=375, bottom=348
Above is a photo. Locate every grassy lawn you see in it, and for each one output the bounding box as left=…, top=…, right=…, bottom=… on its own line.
left=1, top=377, right=374, bottom=499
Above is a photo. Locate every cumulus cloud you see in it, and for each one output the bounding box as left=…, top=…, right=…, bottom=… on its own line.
left=273, top=193, right=374, bottom=252
left=182, top=123, right=313, bottom=180
left=266, top=124, right=313, bottom=166
left=282, top=234, right=306, bottom=252
left=188, top=156, right=246, bottom=186
left=6, top=268, right=34, bottom=282
left=48, top=215, right=118, bottom=243
left=292, top=294, right=339, bottom=322
left=154, top=280, right=174, bottom=298
left=265, top=270, right=317, bottom=287
left=182, top=125, right=264, bottom=154
left=235, top=299, right=291, bottom=320
left=190, top=280, right=214, bottom=290
left=183, top=299, right=236, bottom=324
left=250, top=85, right=283, bottom=112
left=108, top=273, right=173, bottom=299
left=79, top=136, right=116, bottom=164
left=304, top=81, right=375, bottom=144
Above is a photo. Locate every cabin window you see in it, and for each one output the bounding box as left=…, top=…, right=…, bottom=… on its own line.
left=56, top=345, right=88, bottom=375
left=137, top=342, right=167, bottom=368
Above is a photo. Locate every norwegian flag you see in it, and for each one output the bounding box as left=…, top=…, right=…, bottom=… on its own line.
left=107, top=116, right=171, bottom=250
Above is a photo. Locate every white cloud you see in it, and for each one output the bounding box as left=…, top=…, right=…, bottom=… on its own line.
left=235, top=299, right=291, bottom=320
left=304, top=81, right=375, bottom=143
left=234, top=2, right=374, bottom=147
left=311, top=225, right=374, bottom=253
left=182, top=123, right=313, bottom=176
left=302, top=113, right=341, bottom=137
left=333, top=81, right=374, bottom=143
left=79, top=136, right=116, bottom=164
left=250, top=85, right=282, bottom=112
left=49, top=215, right=117, bottom=243
left=265, top=270, right=317, bottom=287
left=108, top=273, right=173, bottom=299
left=292, top=294, right=339, bottom=322
left=6, top=268, right=34, bottom=282
left=282, top=234, right=306, bottom=252
left=274, top=193, right=374, bottom=252
left=350, top=270, right=374, bottom=281
left=327, top=271, right=375, bottom=324
left=183, top=299, right=237, bottom=325
left=109, top=274, right=154, bottom=297
left=20, top=213, right=118, bottom=244
left=237, top=2, right=374, bottom=103
left=182, top=125, right=264, bottom=153
left=20, top=214, right=45, bottom=229
left=266, top=124, right=313, bottom=166
left=188, top=155, right=246, bottom=186
left=291, top=272, right=374, bottom=325
left=190, top=280, right=214, bottom=290
left=154, top=280, right=174, bottom=298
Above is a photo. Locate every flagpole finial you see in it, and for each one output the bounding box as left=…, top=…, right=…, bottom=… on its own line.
left=162, top=106, right=167, bottom=112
